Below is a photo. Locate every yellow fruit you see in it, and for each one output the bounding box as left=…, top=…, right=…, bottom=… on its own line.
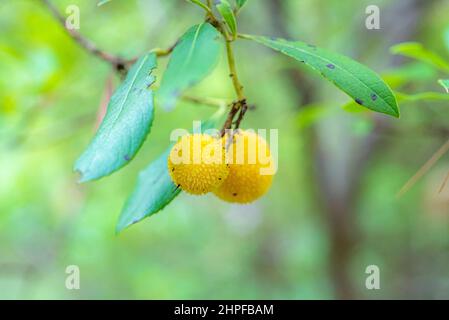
left=168, top=133, right=229, bottom=195
left=213, top=130, right=275, bottom=204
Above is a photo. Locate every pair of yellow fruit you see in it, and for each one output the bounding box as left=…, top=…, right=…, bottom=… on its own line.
left=168, top=130, right=274, bottom=204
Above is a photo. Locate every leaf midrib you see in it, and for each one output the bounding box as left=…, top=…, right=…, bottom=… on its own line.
left=182, top=23, right=205, bottom=71
left=81, top=54, right=152, bottom=174
left=108, top=54, right=151, bottom=135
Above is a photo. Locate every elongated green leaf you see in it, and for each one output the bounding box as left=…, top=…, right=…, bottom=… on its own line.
left=216, top=0, right=237, bottom=37
left=235, top=0, right=247, bottom=9
left=158, top=23, right=222, bottom=110
left=116, top=108, right=226, bottom=233
left=390, top=42, right=449, bottom=73
left=246, top=35, right=399, bottom=117
left=74, top=53, right=157, bottom=182
left=438, top=79, right=449, bottom=93
left=115, top=149, right=180, bottom=233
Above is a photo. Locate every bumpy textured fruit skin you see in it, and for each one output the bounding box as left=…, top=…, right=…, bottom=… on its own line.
left=168, top=134, right=229, bottom=195
left=213, top=130, right=274, bottom=204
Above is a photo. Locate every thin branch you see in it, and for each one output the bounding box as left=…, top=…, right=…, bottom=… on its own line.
left=397, top=137, right=449, bottom=198
left=199, top=3, right=249, bottom=134
left=150, top=42, right=178, bottom=57
left=189, top=0, right=214, bottom=16
left=41, top=0, right=130, bottom=70
left=216, top=19, right=248, bottom=134
left=220, top=101, right=241, bottom=136
left=41, top=0, right=176, bottom=73
left=181, top=94, right=229, bottom=108
left=219, top=42, right=247, bottom=134
left=234, top=100, right=248, bottom=129
left=225, top=39, right=245, bottom=100
left=205, top=0, right=214, bottom=18
left=125, top=42, right=178, bottom=65
left=151, top=81, right=230, bottom=108
left=191, top=2, right=249, bottom=134
left=237, top=33, right=251, bottom=40
left=438, top=170, right=449, bottom=193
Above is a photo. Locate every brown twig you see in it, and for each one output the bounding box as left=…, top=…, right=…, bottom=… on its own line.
left=220, top=99, right=249, bottom=136
left=220, top=101, right=240, bottom=136
left=40, top=0, right=131, bottom=71
left=397, top=137, right=449, bottom=198
left=234, top=99, right=248, bottom=129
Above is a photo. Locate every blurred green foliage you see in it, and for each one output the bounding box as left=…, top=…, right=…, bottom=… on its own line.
left=1, top=0, right=449, bottom=299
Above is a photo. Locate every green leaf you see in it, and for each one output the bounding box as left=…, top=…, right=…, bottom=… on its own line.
left=158, top=23, right=222, bottom=110
left=216, top=0, right=237, bottom=37
left=116, top=108, right=226, bottom=233
left=246, top=35, right=399, bottom=118
left=74, top=53, right=157, bottom=182
left=115, top=149, right=180, bottom=233
left=248, top=35, right=399, bottom=117
left=390, top=42, right=449, bottom=73
left=438, top=79, right=449, bottom=93
left=235, top=0, right=248, bottom=9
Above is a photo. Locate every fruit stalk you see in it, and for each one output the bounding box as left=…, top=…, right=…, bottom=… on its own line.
left=202, top=1, right=248, bottom=135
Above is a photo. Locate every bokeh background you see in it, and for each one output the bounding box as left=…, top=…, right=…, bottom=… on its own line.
left=1, top=0, right=449, bottom=299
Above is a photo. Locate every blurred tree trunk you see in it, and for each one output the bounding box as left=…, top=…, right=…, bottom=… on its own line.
left=269, top=0, right=428, bottom=299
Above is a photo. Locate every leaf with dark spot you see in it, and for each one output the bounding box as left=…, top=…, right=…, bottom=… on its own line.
left=245, top=35, right=399, bottom=117
left=74, top=53, right=157, bottom=182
